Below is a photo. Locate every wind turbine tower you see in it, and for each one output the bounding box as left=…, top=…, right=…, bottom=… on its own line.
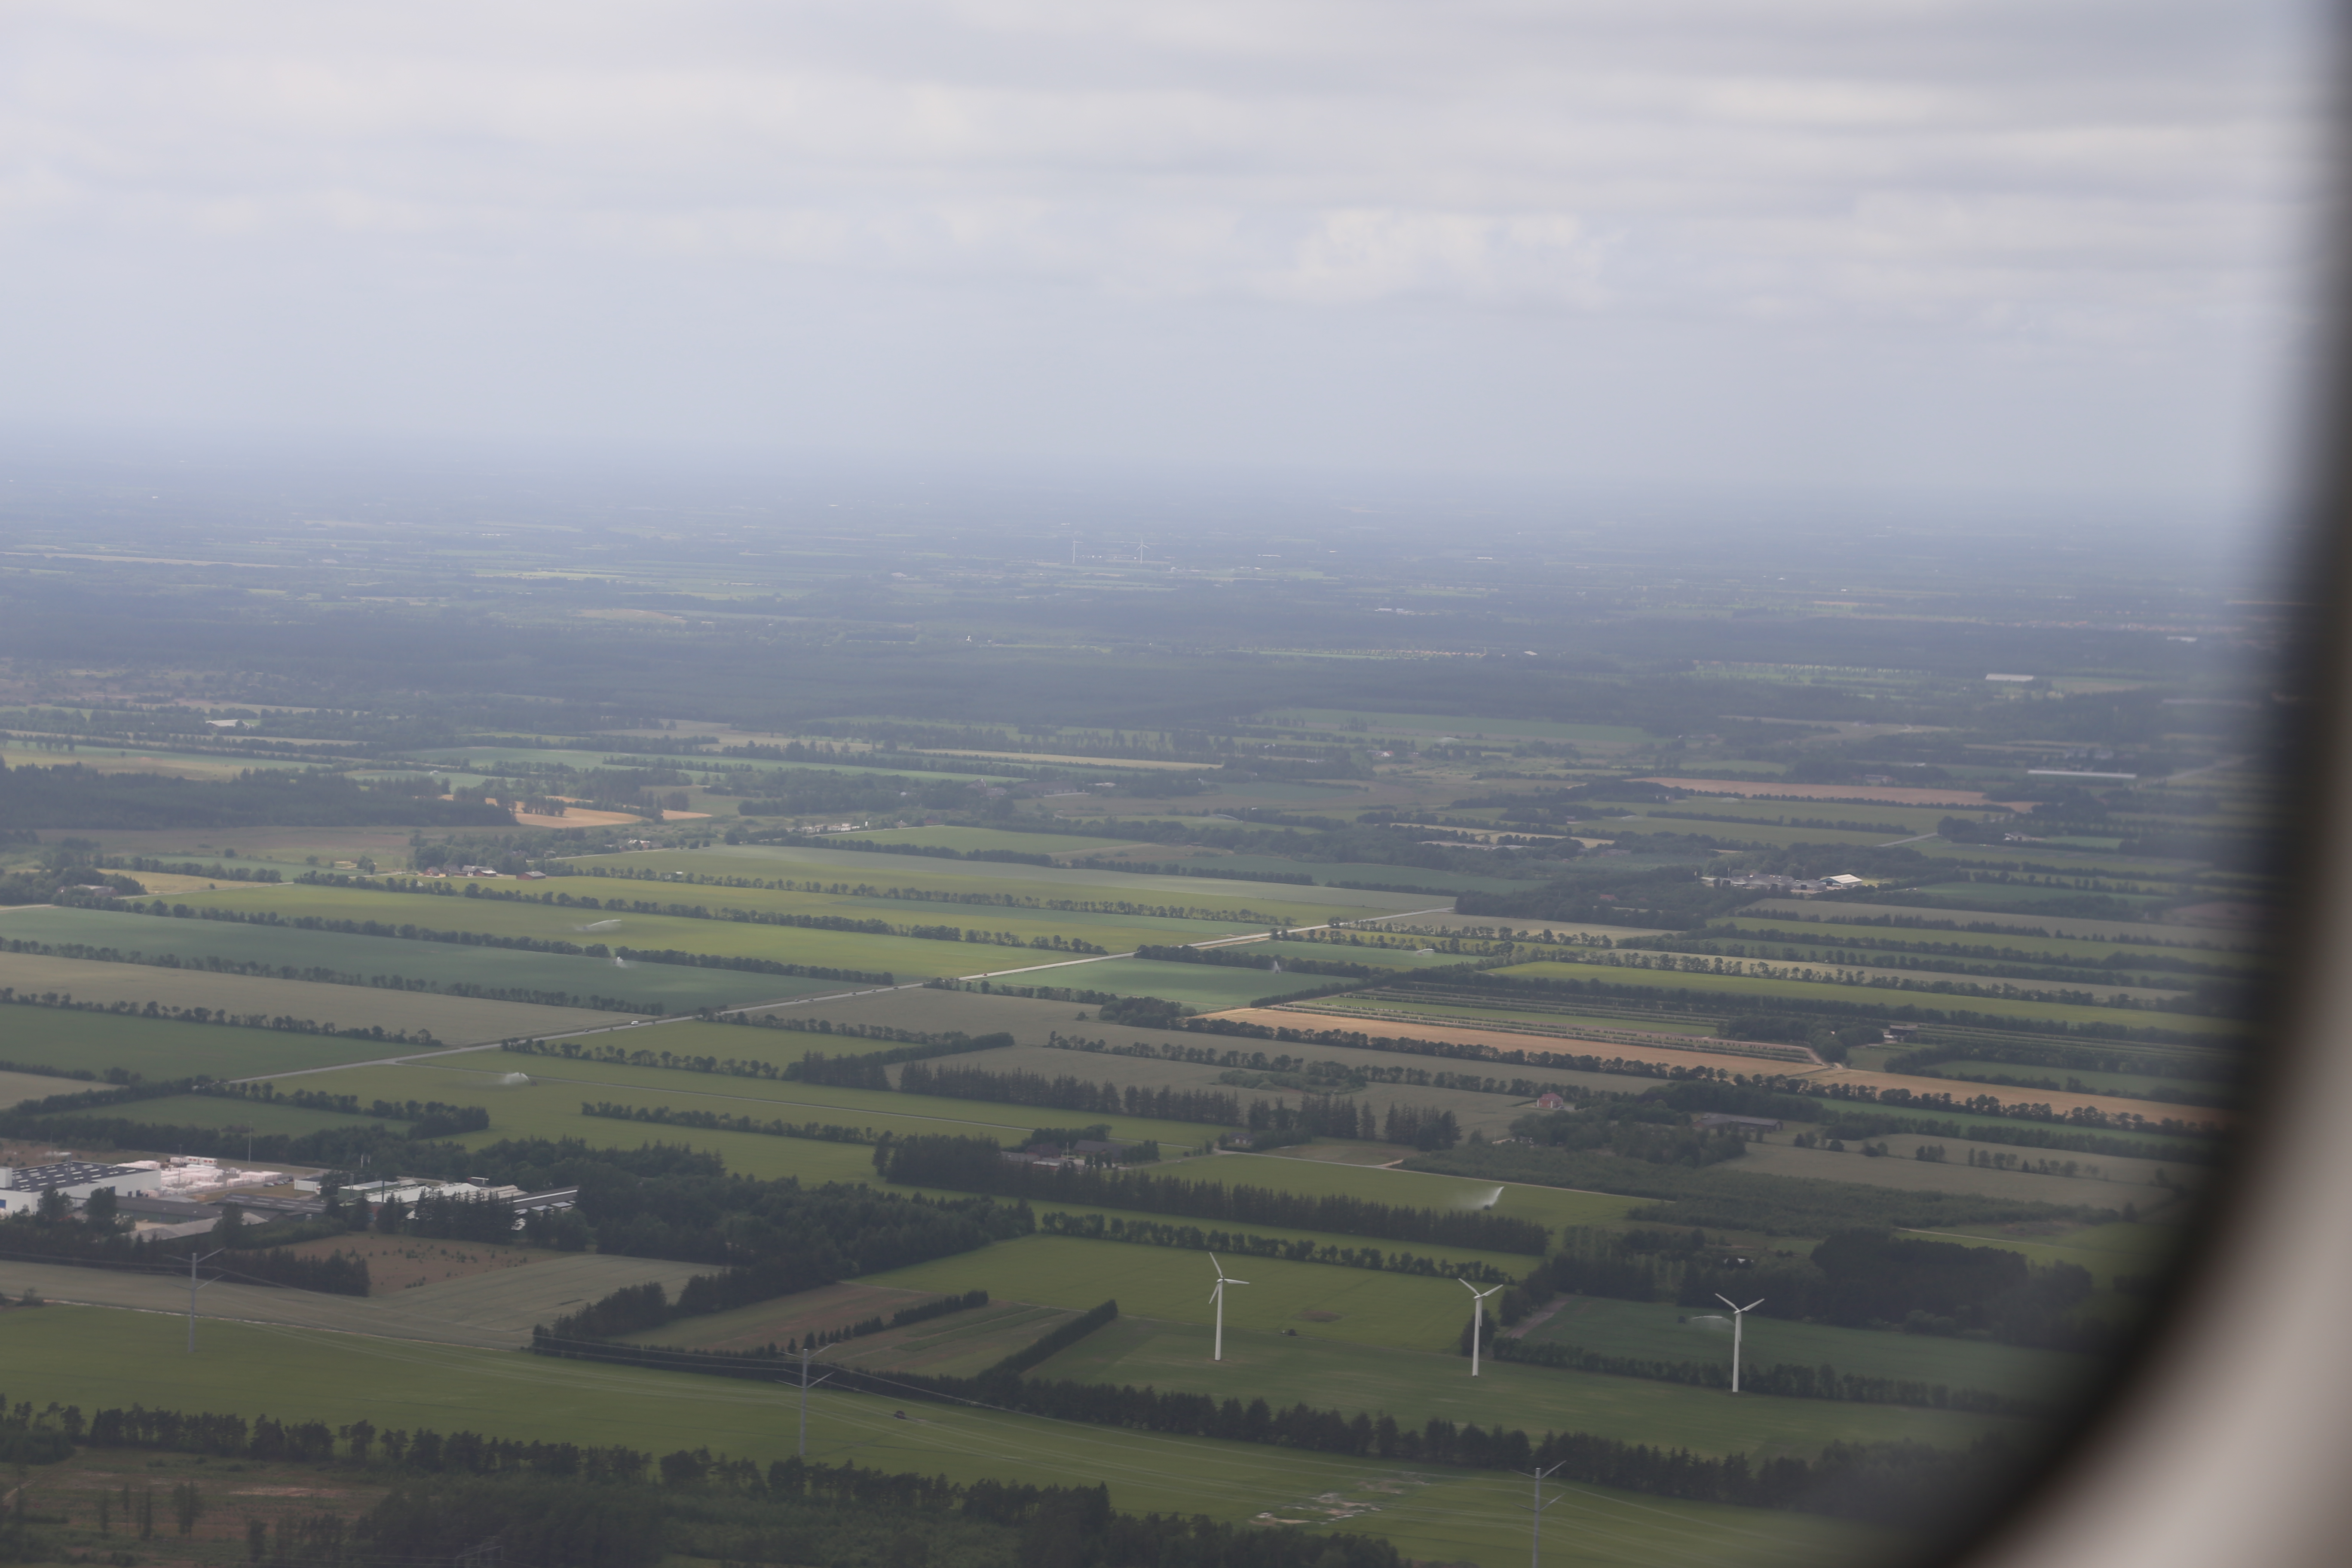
left=1209, top=1254, right=1250, bottom=1362
left=1715, top=1293, right=1765, bottom=1393
left=1460, top=1278, right=1504, bottom=1376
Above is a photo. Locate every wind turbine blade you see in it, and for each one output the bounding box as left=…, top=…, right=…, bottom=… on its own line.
left=1744, top=1298, right=1765, bottom=1313
left=1459, top=1278, right=1479, bottom=1293
left=1716, top=1293, right=1739, bottom=1310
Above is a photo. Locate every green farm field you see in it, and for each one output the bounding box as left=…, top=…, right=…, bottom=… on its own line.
left=416, top=1051, right=1234, bottom=1145
left=581, top=844, right=1443, bottom=919
left=987, top=956, right=1340, bottom=1007
left=1601, top=821, right=1923, bottom=852
left=1859, top=883, right=2177, bottom=915
left=54, top=1090, right=395, bottom=1138
left=1621, top=801, right=2003, bottom=836
left=1741, top=900, right=2267, bottom=952
left=1706, top=917, right=2266, bottom=971
left=1158, top=856, right=1539, bottom=895
left=1918, top=1059, right=2233, bottom=1103
left=827, top=826, right=1149, bottom=855
left=864, top=1234, right=1534, bottom=1354
left=1028, top=1314, right=2026, bottom=1461
left=1497, top=951, right=2197, bottom=1010
left=1265, top=709, right=1656, bottom=745
left=0, top=1007, right=450, bottom=1081
left=1902, top=841, right=2210, bottom=880
left=1487, top=961, right=2249, bottom=1038
left=260, top=1056, right=1228, bottom=1169
left=0, top=1308, right=1899, bottom=1567
left=1519, top=1293, right=2095, bottom=1401
left=1008, top=1150, right=1630, bottom=1246
left=0, top=903, right=831, bottom=1011
left=0, top=1252, right=708, bottom=1350
left=0, top=1066, right=87, bottom=1107
left=407, top=746, right=1020, bottom=784
left=171, top=877, right=1354, bottom=980
left=1731, top=1138, right=2186, bottom=1204
left=0, top=951, right=635, bottom=1045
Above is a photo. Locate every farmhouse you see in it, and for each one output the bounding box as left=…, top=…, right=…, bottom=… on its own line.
left=1534, top=1091, right=1569, bottom=1110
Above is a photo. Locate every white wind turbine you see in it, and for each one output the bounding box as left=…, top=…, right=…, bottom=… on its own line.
left=1460, top=1278, right=1504, bottom=1376
left=1210, top=1254, right=1250, bottom=1362
left=1716, top=1293, right=1765, bottom=1393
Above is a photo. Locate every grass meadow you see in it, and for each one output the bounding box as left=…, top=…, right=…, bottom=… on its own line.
left=170, top=879, right=1365, bottom=989
left=583, top=844, right=1440, bottom=921
left=827, top=826, right=1149, bottom=855
left=1518, top=1293, right=2092, bottom=1399
left=0, top=904, right=822, bottom=1011
left=0, top=1007, right=447, bottom=1081
left=57, top=1091, right=395, bottom=1138
left=1704, top=918, right=2266, bottom=972
left=0, top=951, right=630, bottom=1045
left=1487, top=960, right=2248, bottom=1038
left=1027, top=1313, right=2027, bottom=1460
left=1739, top=900, right=2266, bottom=949
left=0, top=1306, right=1901, bottom=1567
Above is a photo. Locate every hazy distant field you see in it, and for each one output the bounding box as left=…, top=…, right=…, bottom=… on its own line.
left=1706, top=916, right=2266, bottom=971
left=170, top=878, right=1358, bottom=989
left=0, top=903, right=829, bottom=1011
left=1743, top=899, right=2266, bottom=949
left=0, top=950, right=635, bottom=1044
left=1488, top=960, right=2246, bottom=1037
left=582, top=843, right=1440, bottom=919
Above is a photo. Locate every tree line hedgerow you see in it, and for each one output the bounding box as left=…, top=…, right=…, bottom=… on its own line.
left=895, top=1062, right=1246, bottom=1124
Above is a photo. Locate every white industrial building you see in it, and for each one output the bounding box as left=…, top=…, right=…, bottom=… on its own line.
left=0, top=1161, right=166, bottom=1216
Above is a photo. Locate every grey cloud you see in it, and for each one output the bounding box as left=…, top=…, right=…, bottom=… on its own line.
left=0, top=0, right=2319, bottom=514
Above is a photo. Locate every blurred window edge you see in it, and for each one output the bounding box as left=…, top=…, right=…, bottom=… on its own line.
left=1962, top=188, right=2350, bottom=1568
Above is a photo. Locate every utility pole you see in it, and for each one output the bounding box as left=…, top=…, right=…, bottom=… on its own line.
left=796, top=1346, right=834, bottom=1457
left=186, top=1248, right=225, bottom=1352
left=1524, top=1461, right=1563, bottom=1567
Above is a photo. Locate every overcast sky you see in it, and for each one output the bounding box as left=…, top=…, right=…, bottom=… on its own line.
left=0, top=1, right=2323, bottom=524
